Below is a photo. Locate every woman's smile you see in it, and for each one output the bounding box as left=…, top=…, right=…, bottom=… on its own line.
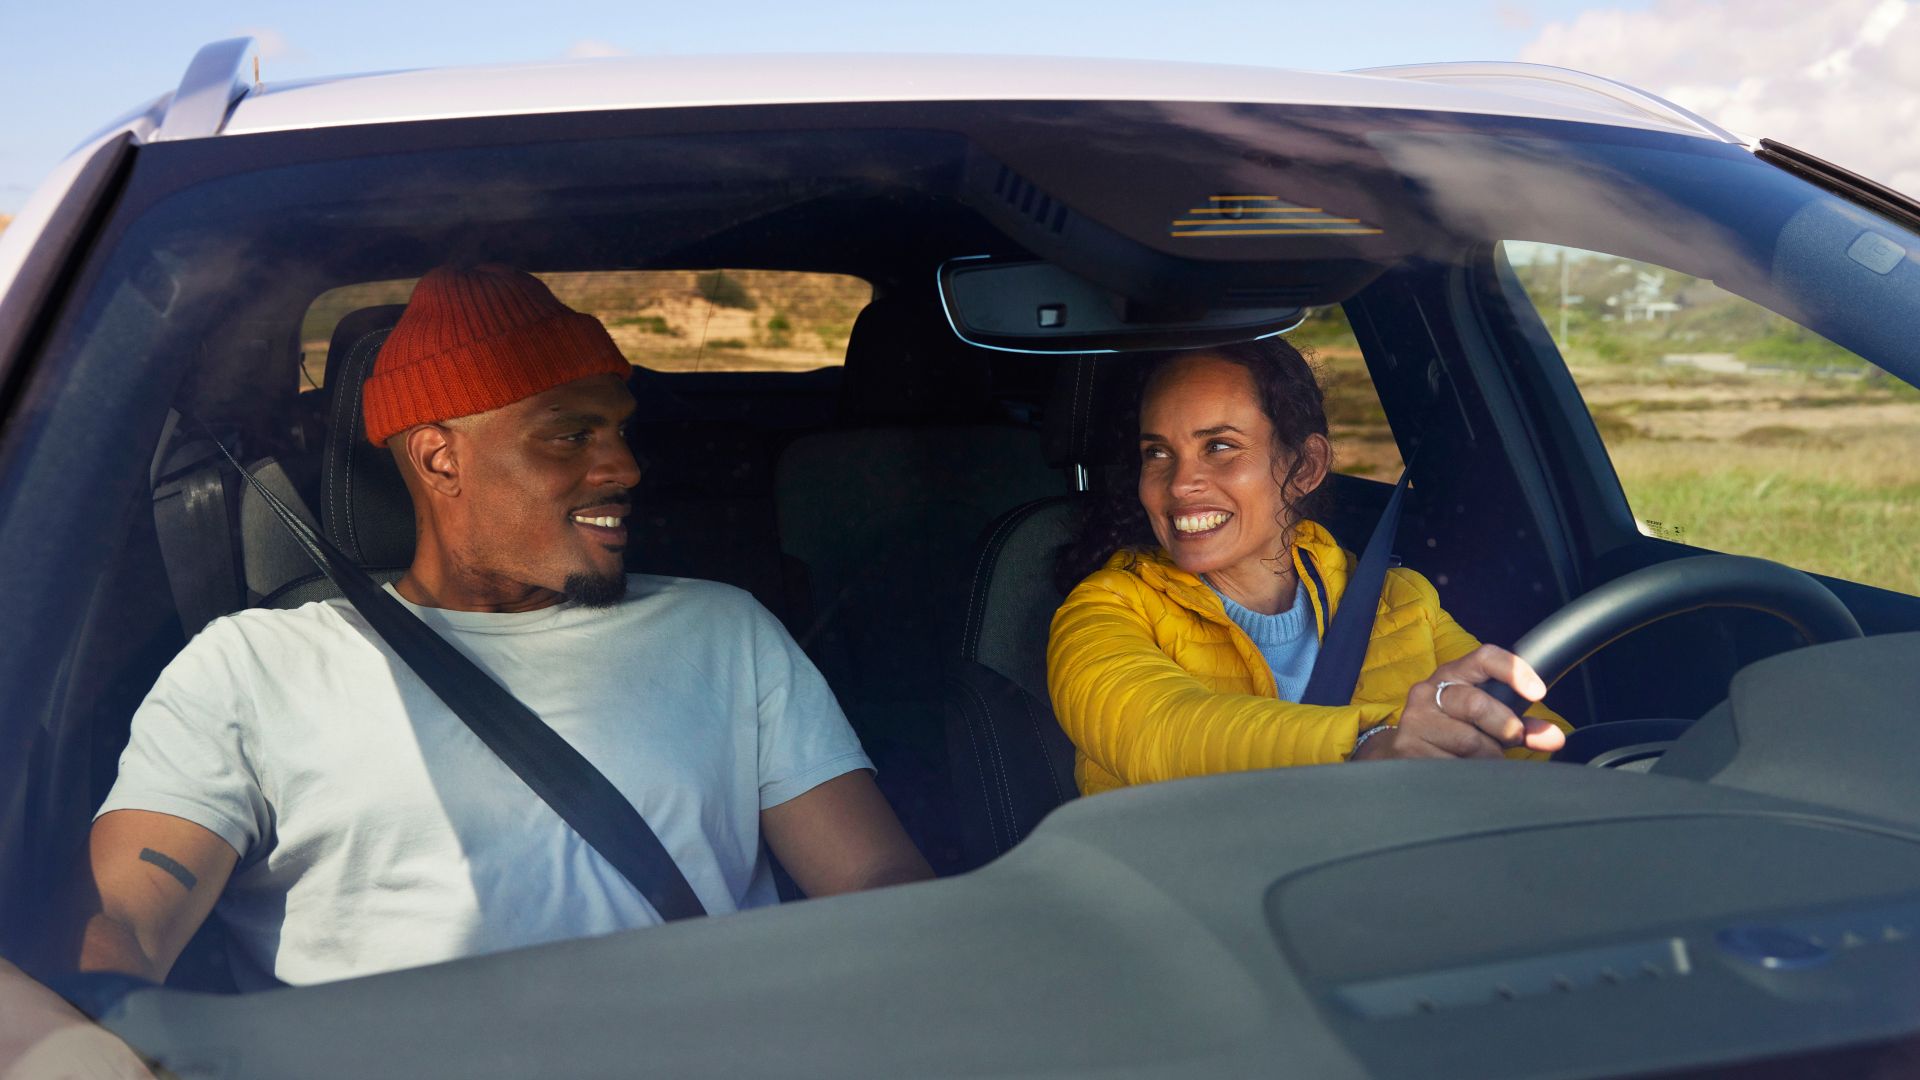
left=1170, top=509, right=1234, bottom=537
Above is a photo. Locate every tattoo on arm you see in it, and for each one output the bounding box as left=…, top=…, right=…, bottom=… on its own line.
left=138, top=848, right=198, bottom=891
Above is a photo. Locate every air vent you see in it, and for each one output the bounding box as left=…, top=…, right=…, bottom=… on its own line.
left=991, top=165, right=1072, bottom=234
left=1335, top=937, right=1692, bottom=1020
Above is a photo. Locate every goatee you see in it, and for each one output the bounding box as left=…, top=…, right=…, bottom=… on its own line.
left=563, top=570, right=628, bottom=608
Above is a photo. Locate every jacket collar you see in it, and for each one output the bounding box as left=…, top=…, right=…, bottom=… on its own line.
left=1112, top=519, right=1354, bottom=637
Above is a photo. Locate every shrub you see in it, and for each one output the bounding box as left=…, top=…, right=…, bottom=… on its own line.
left=1735, top=424, right=1836, bottom=448
left=1588, top=407, right=1640, bottom=442
left=696, top=271, right=756, bottom=310
left=612, top=314, right=677, bottom=335
left=764, top=312, right=793, bottom=348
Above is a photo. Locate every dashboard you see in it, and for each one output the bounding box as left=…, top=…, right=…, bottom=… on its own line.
left=99, top=635, right=1920, bottom=1078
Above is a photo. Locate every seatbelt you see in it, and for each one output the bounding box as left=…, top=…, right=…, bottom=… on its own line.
left=1297, top=468, right=1411, bottom=707
left=207, top=434, right=707, bottom=922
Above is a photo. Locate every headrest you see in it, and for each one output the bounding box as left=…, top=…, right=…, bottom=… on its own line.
left=1041, top=354, right=1149, bottom=471
left=838, top=298, right=991, bottom=423
left=958, top=495, right=1079, bottom=704
left=321, top=305, right=415, bottom=566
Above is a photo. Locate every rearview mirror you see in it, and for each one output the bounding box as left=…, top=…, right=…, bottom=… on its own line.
left=937, top=256, right=1304, bottom=354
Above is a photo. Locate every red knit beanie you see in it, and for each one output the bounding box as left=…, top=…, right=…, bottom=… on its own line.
left=362, top=264, right=631, bottom=445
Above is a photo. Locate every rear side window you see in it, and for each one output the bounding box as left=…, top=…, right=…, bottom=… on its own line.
left=1288, top=306, right=1402, bottom=480
left=1503, top=241, right=1920, bottom=595
left=301, top=269, right=872, bottom=386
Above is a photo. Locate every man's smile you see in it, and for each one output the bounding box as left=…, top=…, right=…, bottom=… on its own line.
left=570, top=502, right=630, bottom=541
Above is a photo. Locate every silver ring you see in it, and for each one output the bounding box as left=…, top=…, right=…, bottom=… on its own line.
left=1434, top=680, right=1461, bottom=712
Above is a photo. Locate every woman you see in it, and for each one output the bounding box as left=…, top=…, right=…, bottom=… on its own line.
left=1047, top=340, right=1568, bottom=797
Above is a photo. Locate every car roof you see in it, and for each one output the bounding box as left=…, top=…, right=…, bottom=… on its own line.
left=0, top=45, right=1749, bottom=308
left=218, top=53, right=1741, bottom=143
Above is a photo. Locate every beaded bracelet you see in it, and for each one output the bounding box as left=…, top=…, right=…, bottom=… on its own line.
left=1348, top=722, right=1394, bottom=760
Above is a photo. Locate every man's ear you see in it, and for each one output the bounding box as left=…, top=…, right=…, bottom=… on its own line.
left=396, top=424, right=461, bottom=497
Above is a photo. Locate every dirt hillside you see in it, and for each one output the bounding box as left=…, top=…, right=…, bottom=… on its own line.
left=301, top=269, right=871, bottom=377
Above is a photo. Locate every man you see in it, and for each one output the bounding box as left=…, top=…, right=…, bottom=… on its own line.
left=72, top=265, right=932, bottom=989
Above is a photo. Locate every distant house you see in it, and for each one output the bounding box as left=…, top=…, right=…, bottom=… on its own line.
left=1620, top=269, right=1680, bottom=323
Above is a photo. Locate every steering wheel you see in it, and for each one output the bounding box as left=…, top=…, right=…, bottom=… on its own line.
left=1476, top=555, right=1863, bottom=765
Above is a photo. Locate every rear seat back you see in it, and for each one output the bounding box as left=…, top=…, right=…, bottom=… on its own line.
left=774, top=298, right=1068, bottom=758
left=772, top=298, right=1067, bottom=872
left=625, top=418, right=791, bottom=619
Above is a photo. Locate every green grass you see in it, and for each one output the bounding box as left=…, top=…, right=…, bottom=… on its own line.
left=610, top=314, right=679, bottom=335
left=1611, top=433, right=1920, bottom=595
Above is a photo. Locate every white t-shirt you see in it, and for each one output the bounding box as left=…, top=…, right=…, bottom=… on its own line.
left=98, top=575, right=871, bottom=988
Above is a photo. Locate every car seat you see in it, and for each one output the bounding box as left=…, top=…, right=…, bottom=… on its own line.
left=255, top=305, right=415, bottom=606
left=150, top=345, right=331, bottom=632
left=773, top=297, right=1069, bottom=870
left=943, top=355, right=1115, bottom=870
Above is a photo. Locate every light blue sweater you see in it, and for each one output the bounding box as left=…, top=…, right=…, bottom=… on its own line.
left=1205, top=579, right=1322, bottom=703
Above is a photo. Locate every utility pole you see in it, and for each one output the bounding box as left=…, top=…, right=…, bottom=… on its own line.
left=1559, top=249, right=1570, bottom=349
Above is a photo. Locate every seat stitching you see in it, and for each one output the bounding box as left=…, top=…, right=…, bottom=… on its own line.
left=960, top=516, right=1005, bottom=656
left=956, top=678, right=1006, bottom=854
left=963, top=509, right=1019, bottom=656
left=958, top=677, right=1016, bottom=852
left=963, top=503, right=1031, bottom=659
left=975, top=680, right=1020, bottom=847
left=1018, top=691, right=1067, bottom=807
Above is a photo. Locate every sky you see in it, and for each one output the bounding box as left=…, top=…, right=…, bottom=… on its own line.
left=3, top=0, right=1916, bottom=215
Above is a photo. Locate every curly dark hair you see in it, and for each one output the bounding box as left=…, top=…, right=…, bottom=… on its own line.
left=1054, top=338, right=1332, bottom=594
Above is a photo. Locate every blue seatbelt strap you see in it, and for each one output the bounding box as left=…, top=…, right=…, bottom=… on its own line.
left=1297, top=469, right=1411, bottom=707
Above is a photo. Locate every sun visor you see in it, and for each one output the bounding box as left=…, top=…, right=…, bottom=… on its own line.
left=957, top=145, right=1396, bottom=314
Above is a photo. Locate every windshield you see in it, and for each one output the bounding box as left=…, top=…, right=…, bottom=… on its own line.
left=7, top=98, right=1919, bottom=1025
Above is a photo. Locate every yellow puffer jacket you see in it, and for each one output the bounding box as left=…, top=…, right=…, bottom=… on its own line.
left=1047, top=519, right=1568, bottom=796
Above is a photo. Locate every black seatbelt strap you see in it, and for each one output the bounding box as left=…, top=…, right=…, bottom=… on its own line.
left=207, top=434, right=706, bottom=922
left=1297, top=468, right=1411, bottom=707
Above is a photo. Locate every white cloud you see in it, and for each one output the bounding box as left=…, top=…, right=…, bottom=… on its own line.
left=563, top=40, right=632, bottom=59
left=1520, top=0, right=1920, bottom=199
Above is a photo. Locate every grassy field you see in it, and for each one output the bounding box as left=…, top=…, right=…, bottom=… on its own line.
left=1575, top=353, right=1920, bottom=594
left=1292, top=305, right=1919, bottom=596
left=1506, top=245, right=1920, bottom=593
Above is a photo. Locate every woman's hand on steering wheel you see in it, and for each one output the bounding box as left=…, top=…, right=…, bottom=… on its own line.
left=1352, top=645, right=1565, bottom=761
